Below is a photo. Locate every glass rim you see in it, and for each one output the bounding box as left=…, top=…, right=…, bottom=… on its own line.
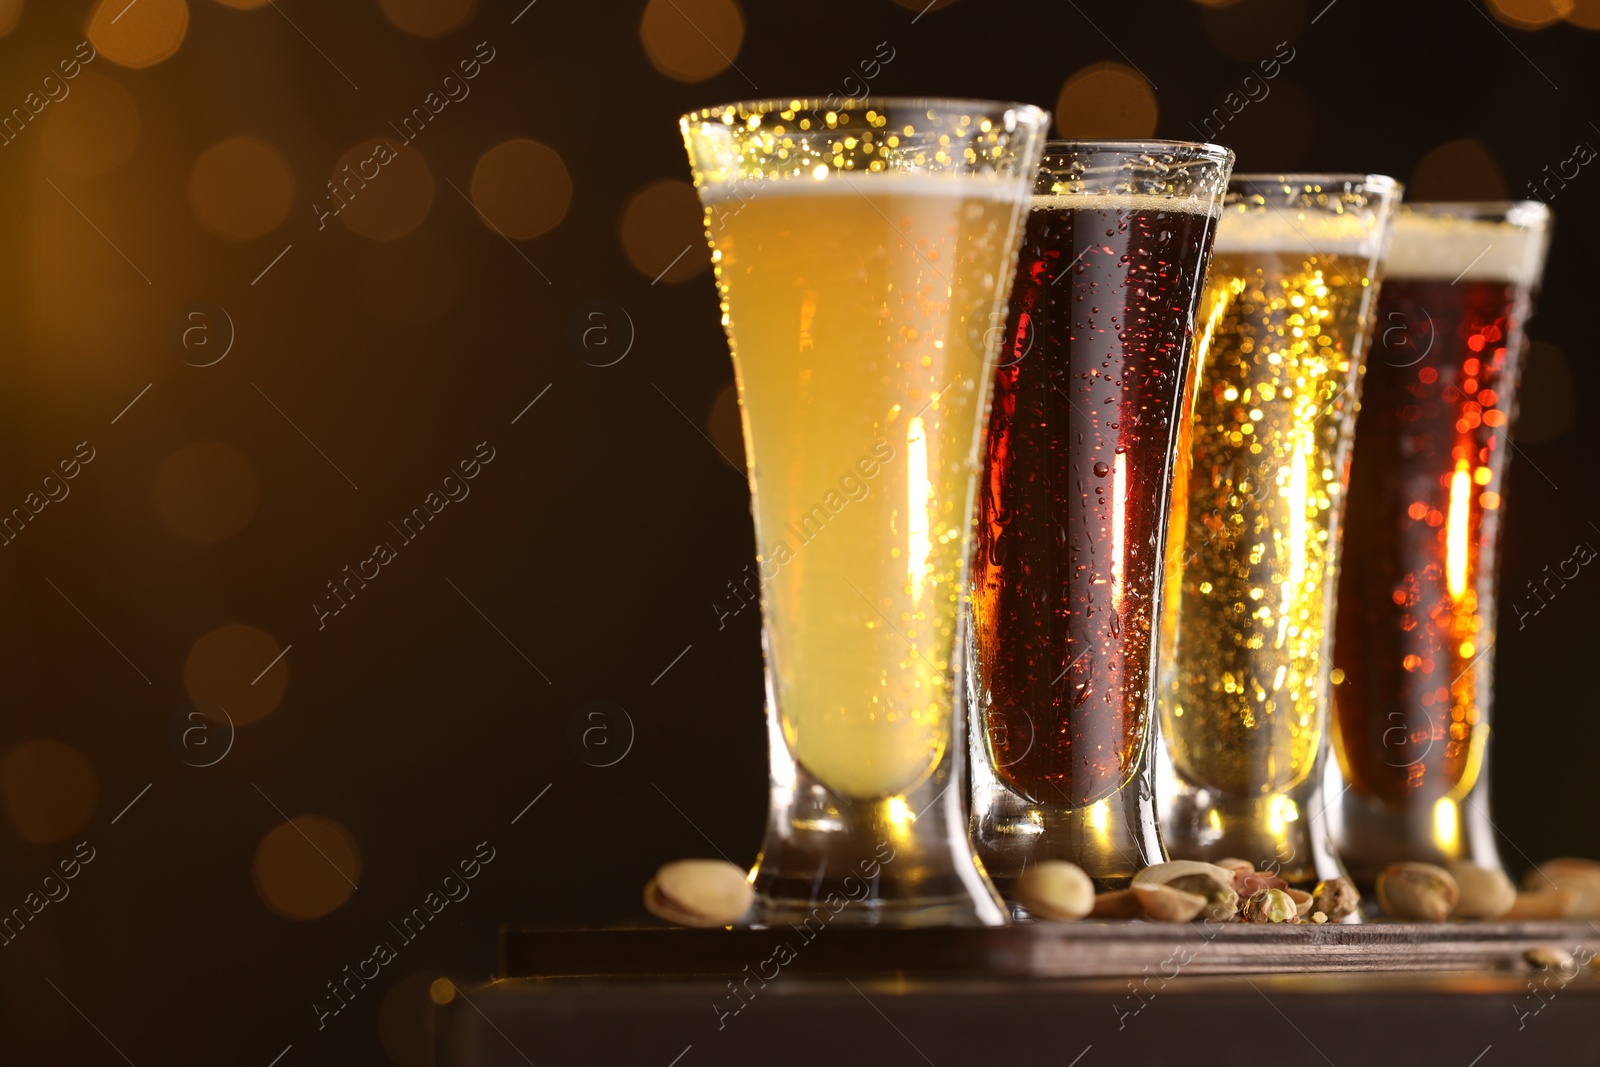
left=1230, top=172, right=1401, bottom=193
left=1041, top=138, right=1233, bottom=163
left=1399, top=199, right=1552, bottom=225
left=679, top=96, right=1049, bottom=125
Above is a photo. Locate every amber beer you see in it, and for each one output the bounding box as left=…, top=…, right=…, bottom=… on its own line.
left=969, top=142, right=1232, bottom=893
left=1332, top=203, right=1551, bottom=883
left=1157, top=175, right=1399, bottom=889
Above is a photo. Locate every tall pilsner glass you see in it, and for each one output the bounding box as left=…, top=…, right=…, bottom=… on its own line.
left=1157, top=175, right=1401, bottom=890
left=681, top=98, right=1048, bottom=926
left=1331, top=202, right=1552, bottom=888
left=968, top=141, right=1234, bottom=899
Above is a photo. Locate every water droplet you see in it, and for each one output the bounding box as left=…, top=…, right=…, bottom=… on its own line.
left=1092, top=460, right=1110, bottom=477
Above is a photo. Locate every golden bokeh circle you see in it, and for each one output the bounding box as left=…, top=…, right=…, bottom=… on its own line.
left=1488, top=0, right=1573, bottom=27
left=1054, top=62, right=1159, bottom=140
left=639, top=0, right=744, bottom=83
left=156, top=440, right=262, bottom=544
left=331, top=139, right=435, bottom=241
left=618, top=179, right=708, bottom=283
left=184, top=623, right=288, bottom=725
left=1567, top=0, right=1600, bottom=27
left=0, top=1, right=22, bottom=36
left=379, top=0, right=476, bottom=37
left=87, top=0, right=189, bottom=69
left=1408, top=138, right=1507, bottom=201
left=469, top=139, right=572, bottom=240
left=40, top=72, right=140, bottom=177
left=1, top=740, right=98, bottom=844
left=188, top=137, right=294, bottom=241
left=252, top=815, right=360, bottom=920
left=707, top=382, right=744, bottom=466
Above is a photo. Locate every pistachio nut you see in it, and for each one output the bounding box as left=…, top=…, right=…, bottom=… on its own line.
left=1241, top=887, right=1297, bottom=923
left=644, top=859, right=753, bottom=928
left=1503, top=886, right=1577, bottom=920
left=1132, top=861, right=1240, bottom=921
left=1525, top=946, right=1574, bottom=971
left=1311, top=877, right=1361, bottom=922
left=1311, top=910, right=1328, bottom=924
left=1235, top=869, right=1289, bottom=897
left=1015, top=861, right=1095, bottom=921
left=1446, top=862, right=1516, bottom=920
left=1523, top=859, right=1600, bottom=919
left=1376, top=862, right=1458, bottom=922
left=1089, top=888, right=1144, bottom=919
left=1133, top=883, right=1208, bottom=922
left=1286, top=888, right=1313, bottom=918
left=1215, top=858, right=1255, bottom=876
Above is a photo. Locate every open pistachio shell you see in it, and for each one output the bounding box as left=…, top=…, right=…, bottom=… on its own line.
left=1131, top=861, right=1240, bottom=921
left=644, top=859, right=753, bottom=927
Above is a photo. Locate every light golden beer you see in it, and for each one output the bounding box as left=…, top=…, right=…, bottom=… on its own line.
left=1162, top=209, right=1386, bottom=797
left=706, top=173, right=1028, bottom=799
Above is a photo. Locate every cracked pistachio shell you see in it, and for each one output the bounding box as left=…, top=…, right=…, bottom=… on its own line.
left=1376, top=862, right=1458, bottom=922
left=1446, top=863, right=1516, bottom=920
left=644, top=859, right=753, bottom=927
left=1016, top=861, right=1095, bottom=921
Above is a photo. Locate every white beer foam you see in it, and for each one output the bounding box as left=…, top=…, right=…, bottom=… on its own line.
left=1384, top=212, right=1547, bottom=285
left=1211, top=207, right=1384, bottom=259
left=695, top=169, right=1032, bottom=205
left=1030, top=192, right=1221, bottom=218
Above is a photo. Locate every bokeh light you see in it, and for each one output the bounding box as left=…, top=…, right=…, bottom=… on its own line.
left=1513, top=342, right=1574, bottom=444
left=1566, top=0, right=1600, bottom=27
left=332, top=139, right=435, bottom=241
left=707, top=382, right=743, bottom=467
left=379, top=0, right=477, bottom=37
left=188, top=137, right=294, bottom=241
left=252, top=815, right=360, bottom=920
left=1408, top=138, right=1507, bottom=201
left=639, top=0, right=744, bottom=83
left=87, top=0, right=189, bottom=69
left=469, top=139, right=572, bottom=240
left=39, top=72, right=140, bottom=177
left=1201, top=0, right=1305, bottom=62
left=1488, top=0, right=1573, bottom=28
left=618, top=179, right=708, bottom=283
left=378, top=972, right=443, bottom=1067
left=1053, top=62, right=1158, bottom=140
left=183, top=623, right=288, bottom=725
left=156, top=441, right=263, bottom=544
left=358, top=229, right=461, bottom=327
left=1, top=740, right=98, bottom=844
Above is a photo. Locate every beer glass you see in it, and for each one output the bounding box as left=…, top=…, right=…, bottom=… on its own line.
left=968, top=141, right=1234, bottom=901
left=681, top=98, right=1048, bottom=926
left=1330, top=202, right=1552, bottom=888
left=1157, top=174, right=1401, bottom=889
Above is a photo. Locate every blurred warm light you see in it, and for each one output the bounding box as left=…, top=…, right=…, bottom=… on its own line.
left=252, top=815, right=360, bottom=920
left=188, top=137, right=294, bottom=241
left=0, top=1, right=22, bottom=37
left=1053, top=62, right=1158, bottom=140
left=184, top=623, right=288, bottom=725
left=639, top=0, right=744, bottom=83
left=1513, top=341, right=1574, bottom=443
left=1488, top=0, right=1573, bottom=28
left=332, top=139, right=435, bottom=241
left=707, top=382, right=743, bottom=466
left=213, top=0, right=270, bottom=8
left=40, top=73, right=140, bottom=177
left=87, top=0, right=189, bottom=69
left=1, top=740, right=98, bottom=844
left=358, top=230, right=461, bottom=327
left=1408, top=138, right=1507, bottom=201
left=156, top=440, right=262, bottom=544
left=1566, top=0, right=1600, bottom=27
left=1201, top=0, right=1305, bottom=63
left=379, top=0, right=476, bottom=37
left=379, top=973, right=445, bottom=1067
left=470, top=138, right=572, bottom=240
left=428, top=978, right=457, bottom=1005
left=619, top=178, right=708, bottom=283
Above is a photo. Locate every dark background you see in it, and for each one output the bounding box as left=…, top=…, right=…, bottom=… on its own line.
left=0, top=0, right=1593, bottom=1063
